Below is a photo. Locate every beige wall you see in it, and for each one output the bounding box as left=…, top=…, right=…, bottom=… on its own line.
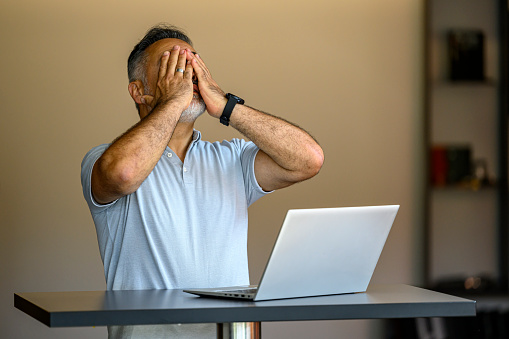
left=0, top=0, right=424, bottom=338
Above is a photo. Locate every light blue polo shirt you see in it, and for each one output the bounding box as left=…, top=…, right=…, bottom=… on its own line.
left=81, top=130, right=270, bottom=292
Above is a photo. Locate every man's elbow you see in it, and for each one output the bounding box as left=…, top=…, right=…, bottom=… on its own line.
left=94, top=156, right=140, bottom=198
left=298, top=146, right=325, bottom=181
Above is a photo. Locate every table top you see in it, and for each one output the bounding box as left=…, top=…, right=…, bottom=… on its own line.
left=14, top=284, right=476, bottom=327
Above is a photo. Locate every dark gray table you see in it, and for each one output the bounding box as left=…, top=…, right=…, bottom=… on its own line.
left=15, top=284, right=476, bottom=338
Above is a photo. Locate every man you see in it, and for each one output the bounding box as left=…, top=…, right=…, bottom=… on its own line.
left=81, top=24, right=324, bottom=338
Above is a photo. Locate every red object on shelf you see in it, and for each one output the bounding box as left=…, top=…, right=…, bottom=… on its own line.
left=431, top=146, right=448, bottom=186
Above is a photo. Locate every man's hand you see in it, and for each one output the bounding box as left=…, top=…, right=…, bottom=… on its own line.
left=190, top=53, right=228, bottom=118
left=141, top=45, right=194, bottom=114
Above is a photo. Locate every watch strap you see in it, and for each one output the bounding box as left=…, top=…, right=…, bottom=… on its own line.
left=220, top=93, right=244, bottom=126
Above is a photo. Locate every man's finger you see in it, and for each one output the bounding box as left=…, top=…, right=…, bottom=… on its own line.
left=184, top=63, right=193, bottom=80
left=191, top=56, right=206, bottom=81
left=193, top=53, right=210, bottom=75
left=158, top=51, right=170, bottom=79
left=165, top=45, right=180, bottom=79
left=175, top=48, right=187, bottom=77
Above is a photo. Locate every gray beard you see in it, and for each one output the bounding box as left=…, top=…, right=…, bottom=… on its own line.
left=179, top=96, right=206, bottom=123
left=143, top=81, right=206, bottom=123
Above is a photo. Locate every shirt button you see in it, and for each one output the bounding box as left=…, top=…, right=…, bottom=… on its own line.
left=167, top=153, right=172, bottom=158
left=183, top=167, right=188, bottom=172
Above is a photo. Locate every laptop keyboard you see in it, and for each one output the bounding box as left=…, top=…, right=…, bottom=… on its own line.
left=224, top=288, right=257, bottom=294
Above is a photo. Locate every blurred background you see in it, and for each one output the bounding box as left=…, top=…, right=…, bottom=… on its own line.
left=1, top=0, right=507, bottom=338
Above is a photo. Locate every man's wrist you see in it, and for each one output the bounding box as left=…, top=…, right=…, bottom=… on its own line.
left=151, top=98, right=189, bottom=117
left=220, top=93, right=245, bottom=126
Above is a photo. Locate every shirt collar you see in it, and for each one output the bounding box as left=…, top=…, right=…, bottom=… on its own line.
left=192, top=129, right=202, bottom=143
left=187, top=129, right=202, bottom=154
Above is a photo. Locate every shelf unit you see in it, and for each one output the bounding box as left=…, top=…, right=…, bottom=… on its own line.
left=424, top=0, right=509, bottom=291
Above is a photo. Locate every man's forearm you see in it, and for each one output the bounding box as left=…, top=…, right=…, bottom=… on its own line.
left=190, top=51, right=323, bottom=190
left=92, top=102, right=182, bottom=203
left=229, top=104, right=324, bottom=189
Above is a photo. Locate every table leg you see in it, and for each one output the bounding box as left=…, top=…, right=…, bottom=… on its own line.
left=217, top=322, right=261, bottom=339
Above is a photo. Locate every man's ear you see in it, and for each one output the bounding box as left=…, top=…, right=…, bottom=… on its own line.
left=128, top=80, right=145, bottom=105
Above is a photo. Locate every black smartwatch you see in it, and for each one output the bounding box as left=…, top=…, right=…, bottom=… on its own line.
left=220, top=93, right=245, bottom=126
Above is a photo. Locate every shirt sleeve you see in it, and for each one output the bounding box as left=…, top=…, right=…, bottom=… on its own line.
left=231, top=139, right=273, bottom=206
left=80, top=144, right=117, bottom=214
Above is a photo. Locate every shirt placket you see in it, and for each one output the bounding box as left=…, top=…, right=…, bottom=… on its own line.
left=182, top=158, right=193, bottom=185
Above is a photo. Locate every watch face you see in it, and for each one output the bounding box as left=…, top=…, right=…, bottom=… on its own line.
left=227, top=93, right=244, bottom=104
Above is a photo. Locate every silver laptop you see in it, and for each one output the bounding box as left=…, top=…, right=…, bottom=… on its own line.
left=184, top=205, right=399, bottom=301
